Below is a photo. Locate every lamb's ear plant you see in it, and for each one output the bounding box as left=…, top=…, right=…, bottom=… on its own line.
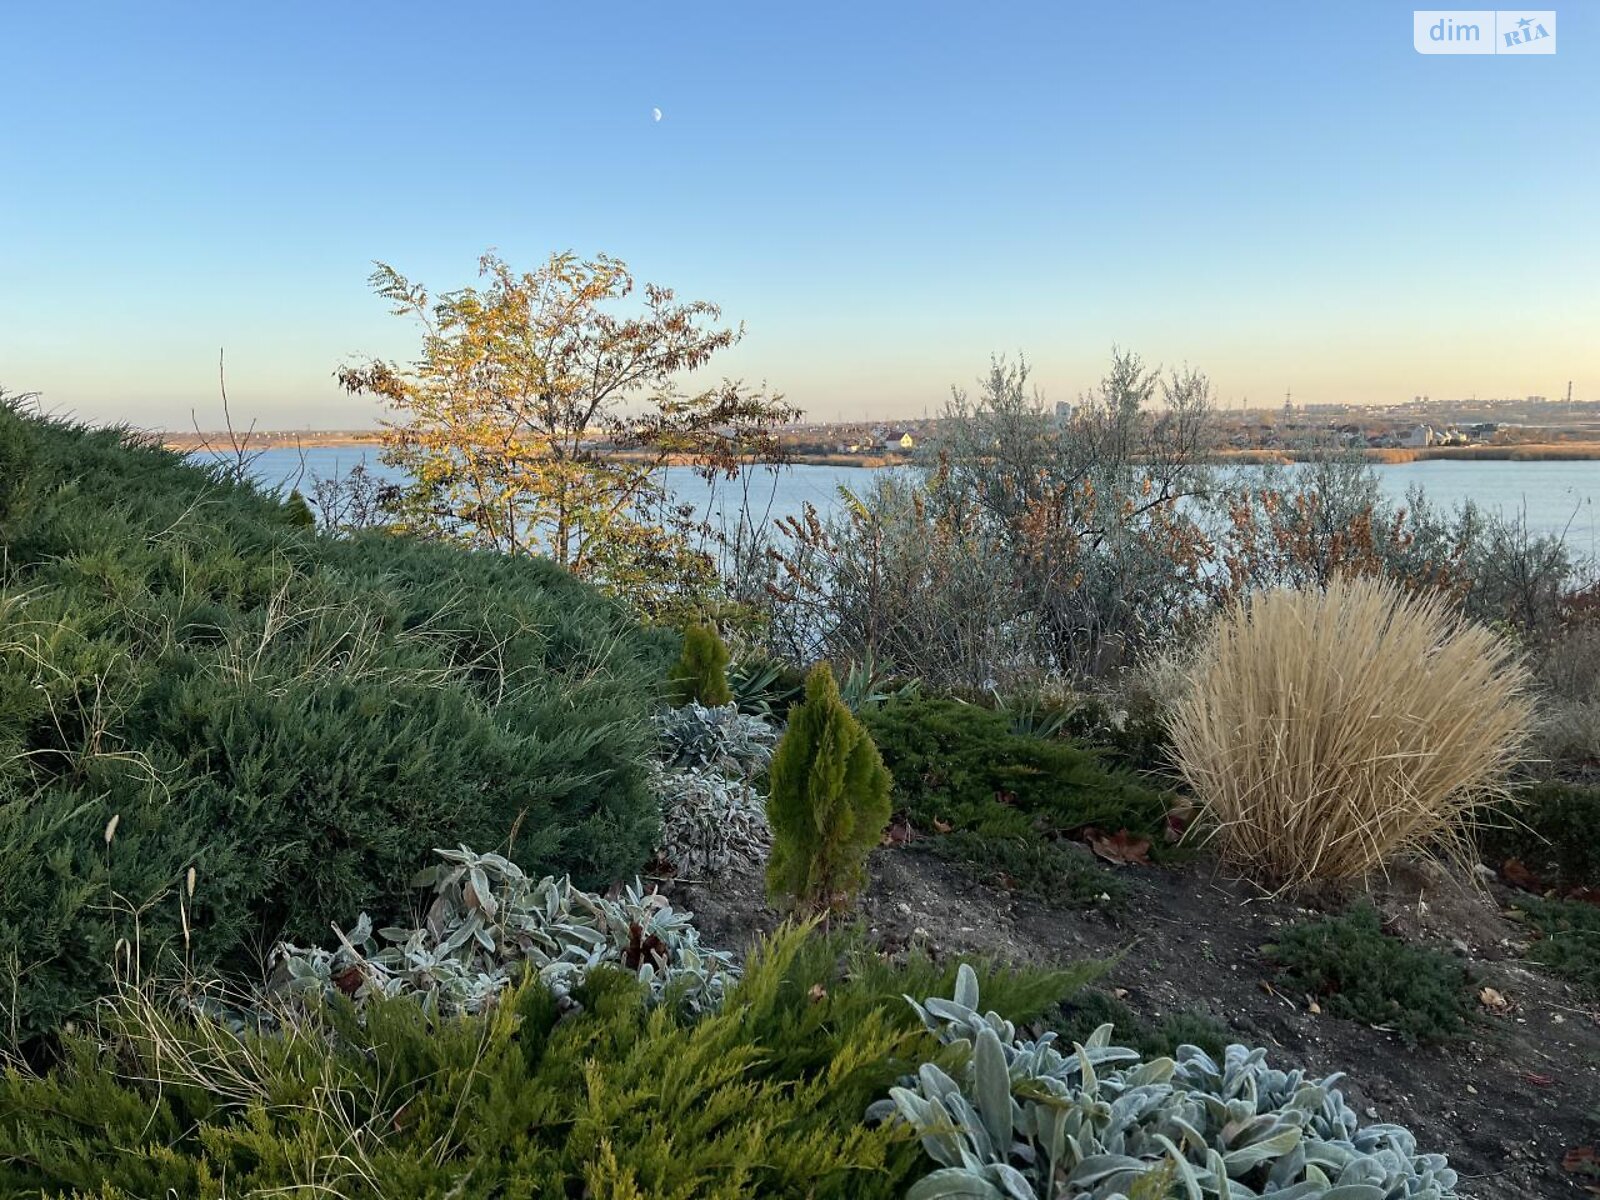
left=880, top=964, right=1462, bottom=1200
left=669, top=621, right=733, bottom=707
left=766, top=662, right=892, bottom=915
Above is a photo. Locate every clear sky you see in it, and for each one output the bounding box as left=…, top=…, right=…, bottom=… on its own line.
left=3, top=1, right=1596, bottom=428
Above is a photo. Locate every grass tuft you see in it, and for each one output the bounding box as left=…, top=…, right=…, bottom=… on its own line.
left=1170, top=575, right=1531, bottom=886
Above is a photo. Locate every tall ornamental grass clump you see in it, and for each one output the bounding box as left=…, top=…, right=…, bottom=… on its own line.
left=1170, top=575, right=1531, bottom=885
left=0, top=402, right=661, bottom=1044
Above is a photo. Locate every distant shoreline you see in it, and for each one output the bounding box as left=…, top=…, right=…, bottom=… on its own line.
left=162, top=433, right=908, bottom=470
left=163, top=435, right=1600, bottom=468
left=1215, top=443, right=1600, bottom=464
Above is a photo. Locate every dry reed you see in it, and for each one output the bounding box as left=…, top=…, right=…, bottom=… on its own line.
left=1170, top=575, right=1531, bottom=886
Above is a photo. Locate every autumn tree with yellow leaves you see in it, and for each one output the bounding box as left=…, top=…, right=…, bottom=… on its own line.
left=338, top=252, right=797, bottom=615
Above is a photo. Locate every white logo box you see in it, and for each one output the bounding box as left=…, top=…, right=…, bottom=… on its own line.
left=1414, top=10, right=1556, bottom=54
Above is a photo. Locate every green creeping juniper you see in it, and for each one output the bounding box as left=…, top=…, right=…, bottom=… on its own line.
left=1264, top=905, right=1477, bottom=1046
left=766, top=662, right=892, bottom=914
left=0, top=927, right=1092, bottom=1200
left=0, top=403, right=661, bottom=1046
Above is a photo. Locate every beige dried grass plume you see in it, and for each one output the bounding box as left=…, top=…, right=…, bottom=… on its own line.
left=1171, top=575, right=1531, bottom=886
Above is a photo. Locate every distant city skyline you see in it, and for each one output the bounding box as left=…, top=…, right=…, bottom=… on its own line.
left=3, top=1, right=1596, bottom=429
left=171, top=387, right=1600, bottom=436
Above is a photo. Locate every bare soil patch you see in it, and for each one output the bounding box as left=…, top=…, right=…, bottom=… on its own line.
left=670, top=846, right=1600, bottom=1199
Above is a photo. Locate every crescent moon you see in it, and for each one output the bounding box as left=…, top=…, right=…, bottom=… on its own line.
left=652, top=107, right=662, bottom=122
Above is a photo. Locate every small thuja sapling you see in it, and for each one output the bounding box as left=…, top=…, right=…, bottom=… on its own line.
left=669, top=622, right=733, bottom=707
left=765, top=662, right=892, bottom=917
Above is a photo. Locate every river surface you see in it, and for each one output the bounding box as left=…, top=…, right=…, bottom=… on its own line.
left=227, top=446, right=1600, bottom=556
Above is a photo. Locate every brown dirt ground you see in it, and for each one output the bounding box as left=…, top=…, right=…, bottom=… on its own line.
left=669, top=846, right=1600, bottom=1200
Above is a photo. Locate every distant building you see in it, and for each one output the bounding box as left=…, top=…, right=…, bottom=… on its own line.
left=1053, top=401, right=1074, bottom=428
left=1399, top=424, right=1435, bottom=448
left=892, top=432, right=915, bottom=450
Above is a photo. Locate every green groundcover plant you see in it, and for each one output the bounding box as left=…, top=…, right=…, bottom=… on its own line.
left=1480, top=781, right=1600, bottom=890
left=0, top=927, right=1091, bottom=1199
left=1264, top=905, right=1477, bottom=1046
left=0, top=403, right=662, bottom=1044
left=861, top=695, right=1170, bottom=841
left=1517, top=895, right=1600, bottom=996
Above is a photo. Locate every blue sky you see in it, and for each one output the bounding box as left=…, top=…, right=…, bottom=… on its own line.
left=2, top=1, right=1595, bottom=427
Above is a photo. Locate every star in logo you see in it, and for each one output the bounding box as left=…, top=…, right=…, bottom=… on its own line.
left=1517, top=16, right=1533, bottom=29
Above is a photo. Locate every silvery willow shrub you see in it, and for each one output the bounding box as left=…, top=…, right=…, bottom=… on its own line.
left=876, top=964, right=1459, bottom=1199
left=745, top=353, right=1216, bottom=685
left=653, top=763, right=771, bottom=877
left=272, top=845, right=735, bottom=1017
left=656, top=700, right=779, bottom=776
left=0, top=406, right=660, bottom=1044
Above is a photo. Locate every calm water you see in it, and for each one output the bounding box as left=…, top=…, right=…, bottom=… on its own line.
left=234, top=446, right=882, bottom=533
left=227, top=446, right=1600, bottom=556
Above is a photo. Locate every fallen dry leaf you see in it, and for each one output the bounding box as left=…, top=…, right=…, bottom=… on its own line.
left=1500, top=858, right=1542, bottom=892
left=881, top=817, right=916, bottom=847
left=1085, top=828, right=1152, bottom=867
left=807, top=983, right=828, bottom=1004
left=1478, top=985, right=1509, bottom=1011
left=1521, top=1071, right=1554, bottom=1088
left=1563, top=1145, right=1600, bottom=1181
left=334, top=966, right=365, bottom=996
left=932, top=817, right=952, bottom=834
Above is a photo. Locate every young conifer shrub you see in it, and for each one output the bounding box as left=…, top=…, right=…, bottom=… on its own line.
left=669, top=621, right=733, bottom=707
left=1170, top=575, right=1531, bottom=886
left=766, top=663, right=891, bottom=913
